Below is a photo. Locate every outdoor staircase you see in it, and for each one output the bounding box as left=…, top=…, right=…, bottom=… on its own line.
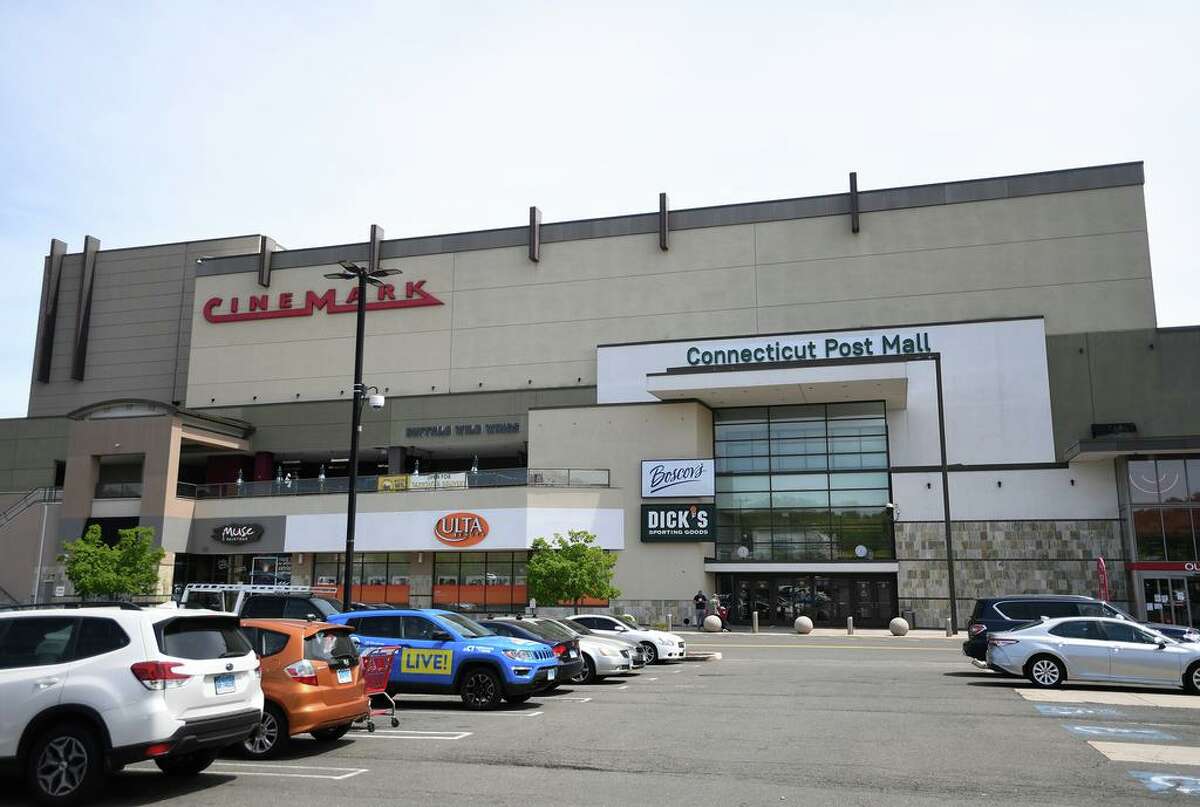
left=0, top=487, right=61, bottom=531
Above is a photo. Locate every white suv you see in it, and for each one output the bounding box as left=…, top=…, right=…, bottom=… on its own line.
left=0, top=604, right=263, bottom=806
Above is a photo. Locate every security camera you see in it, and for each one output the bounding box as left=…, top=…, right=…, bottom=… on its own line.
left=368, top=394, right=385, bottom=410
left=885, top=502, right=896, bottom=510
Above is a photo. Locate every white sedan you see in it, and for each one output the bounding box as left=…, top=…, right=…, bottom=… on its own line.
left=567, top=614, right=686, bottom=664
left=987, top=616, right=1200, bottom=693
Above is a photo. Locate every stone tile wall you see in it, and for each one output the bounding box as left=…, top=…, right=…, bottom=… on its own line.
left=897, top=520, right=1127, bottom=629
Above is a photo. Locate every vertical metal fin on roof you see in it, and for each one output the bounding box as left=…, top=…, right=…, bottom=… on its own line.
left=368, top=224, right=384, bottom=273
left=34, top=238, right=67, bottom=383
left=70, top=235, right=100, bottom=381
left=849, top=171, right=860, bottom=234
left=257, top=235, right=276, bottom=288
left=659, top=192, right=670, bottom=251
left=528, top=206, right=541, bottom=263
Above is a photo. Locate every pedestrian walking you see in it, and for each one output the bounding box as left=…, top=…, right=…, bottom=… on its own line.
left=692, top=590, right=708, bottom=627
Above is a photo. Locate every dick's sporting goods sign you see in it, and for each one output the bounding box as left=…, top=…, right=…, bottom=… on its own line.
left=641, top=504, right=715, bottom=542
left=641, top=459, right=715, bottom=497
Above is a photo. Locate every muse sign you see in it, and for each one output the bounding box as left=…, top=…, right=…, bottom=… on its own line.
left=641, top=459, right=715, bottom=498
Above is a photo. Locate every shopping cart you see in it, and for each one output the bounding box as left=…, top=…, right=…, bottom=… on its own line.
left=354, top=645, right=402, bottom=732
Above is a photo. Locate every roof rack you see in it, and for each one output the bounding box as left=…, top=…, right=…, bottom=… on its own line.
left=0, top=601, right=143, bottom=612
left=181, top=583, right=338, bottom=596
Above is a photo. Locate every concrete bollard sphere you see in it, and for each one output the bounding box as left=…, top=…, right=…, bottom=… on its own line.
left=703, top=614, right=723, bottom=632
left=794, top=616, right=814, bottom=634
left=889, top=617, right=910, bottom=636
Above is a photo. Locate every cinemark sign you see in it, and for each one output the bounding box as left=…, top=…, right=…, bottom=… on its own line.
left=203, top=282, right=442, bottom=324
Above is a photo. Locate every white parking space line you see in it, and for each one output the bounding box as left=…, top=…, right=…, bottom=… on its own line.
left=127, top=762, right=369, bottom=781
left=550, top=696, right=592, bottom=702
left=672, top=669, right=683, bottom=674
left=1016, top=689, right=1200, bottom=710
left=393, top=709, right=544, bottom=718
left=354, top=730, right=472, bottom=740
left=1090, top=742, right=1200, bottom=766
left=616, top=685, right=629, bottom=690
left=646, top=677, right=659, bottom=681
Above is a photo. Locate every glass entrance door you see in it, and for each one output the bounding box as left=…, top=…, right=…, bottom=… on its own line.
left=717, top=573, right=897, bottom=627
left=1143, top=577, right=1191, bottom=626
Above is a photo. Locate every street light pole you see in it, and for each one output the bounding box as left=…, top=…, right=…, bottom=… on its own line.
left=329, top=225, right=397, bottom=612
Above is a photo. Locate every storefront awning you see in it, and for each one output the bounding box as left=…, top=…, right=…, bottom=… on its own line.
left=646, top=363, right=909, bottom=409
left=1065, top=435, right=1200, bottom=462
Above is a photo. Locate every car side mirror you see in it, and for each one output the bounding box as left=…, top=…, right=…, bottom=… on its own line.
left=1157, top=640, right=1168, bottom=649
left=431, top=630, right=452, bottom=642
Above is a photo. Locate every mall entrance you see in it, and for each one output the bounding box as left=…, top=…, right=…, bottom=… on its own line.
left=715, top=573, right=897, bottom=628
left=1141, top=576, right=1200, bottom=628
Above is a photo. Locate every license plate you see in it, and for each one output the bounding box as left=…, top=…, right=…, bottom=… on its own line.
left=337, top=667, right=353, bottom=684
left=214, top=673, right=235, bottom=695
left=569, top=650, right=577, bottom=658
left=547, top=668, right=556, bottom=680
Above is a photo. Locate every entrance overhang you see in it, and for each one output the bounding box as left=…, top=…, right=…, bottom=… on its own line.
left=705, top=562, right=899, bottom=574
left=1065, top=435, right=1200, bottom=462
left=647, top=364, right=908, bottom=409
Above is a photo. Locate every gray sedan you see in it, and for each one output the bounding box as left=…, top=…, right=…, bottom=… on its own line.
left=987, top=616, right=1200, bottom=693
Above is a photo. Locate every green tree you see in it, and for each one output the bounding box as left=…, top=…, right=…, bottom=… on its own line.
left=527, top=529, right=620, bottom=607
left=61, top=525, right=165, bottom=598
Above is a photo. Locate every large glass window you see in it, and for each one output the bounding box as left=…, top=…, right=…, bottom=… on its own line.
left=313, top=552, right=411, bottom=605
left=431, top=552, right=529, bottom=613
left=1124, top=459, right=1200, bottom=563
left=715, top=403, right=893, bottom=562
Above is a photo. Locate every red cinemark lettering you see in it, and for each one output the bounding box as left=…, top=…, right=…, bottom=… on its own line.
left=202, top=281, right=443, bottom=323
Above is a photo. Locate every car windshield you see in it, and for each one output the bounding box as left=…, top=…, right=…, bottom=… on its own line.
left=556, top=619, right=592, bottom=636
left=438, top=612, right=494, bottom=638
left=314, top=598, right=343, bottom=616
left=305, top=629, right=358, bottom=661
left=521, top=619, right=575, bottom=641
left=533, top=619, right=579, bottom=640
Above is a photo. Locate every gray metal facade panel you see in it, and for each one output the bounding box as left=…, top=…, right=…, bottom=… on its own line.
left=70, top=236, right=100, bottom=380
left=191, top=163, right=1145, bottom=277
left=33, top=239, right=67, bottom=383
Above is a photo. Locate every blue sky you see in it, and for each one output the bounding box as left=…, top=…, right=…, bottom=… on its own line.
left=1, top=1, right=1197, bottom=418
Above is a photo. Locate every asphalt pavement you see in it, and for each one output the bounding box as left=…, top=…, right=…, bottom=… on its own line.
left=7, top=633, right=1200, bottom=806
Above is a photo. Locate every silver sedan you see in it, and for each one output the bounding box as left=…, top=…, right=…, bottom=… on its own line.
left=987, top=616, right=1200, bottom=693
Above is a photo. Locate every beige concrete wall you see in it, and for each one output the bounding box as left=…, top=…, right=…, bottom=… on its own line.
left=28, top=235, right=262, bottom=417
left=187, top=185, right=1155, bottom=408
left=0, top=501, right=60, bottom=603
left=528, top=401, right=714, bottom=601
left=0, top=417, right=68, bottom=490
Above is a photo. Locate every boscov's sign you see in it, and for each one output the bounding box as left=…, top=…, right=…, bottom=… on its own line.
left=641, top=459, right=715, bottom=498
left=434, top=512, right=490, bottom=547
left=641, top=504, right=715, bottom=542
left=211, top=523, right=265, bottom=545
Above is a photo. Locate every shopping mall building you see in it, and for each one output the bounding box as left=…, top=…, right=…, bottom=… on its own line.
left=2, top=160, right=1198, bottom=629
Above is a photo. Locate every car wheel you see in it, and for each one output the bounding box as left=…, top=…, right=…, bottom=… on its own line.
left=460, top=668, right=503, bottom=710
left=242, top=703, right=288, bottom=759
left=311, top=724, right=352, bottom=742
left=154, top=750, right=217, bottom=777
left=25, top=722, right=104, bottom=807
left=1185, top=661, right=1200, bottom=695
left=1026, top=655, right=1065, bottom=688
left=640, top=642, right=659, bottom=665
left=505, top=693, right=532, bottom=704
left=572, top=655, right=596, bottom=685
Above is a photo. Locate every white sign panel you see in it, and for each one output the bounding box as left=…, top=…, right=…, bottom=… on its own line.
left=284, top=507, right=625, bottom=552
left=641, top=459, right=715, bottom=498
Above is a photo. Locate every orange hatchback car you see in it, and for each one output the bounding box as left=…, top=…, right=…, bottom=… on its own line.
left=238, top=619, right=369, bottom=758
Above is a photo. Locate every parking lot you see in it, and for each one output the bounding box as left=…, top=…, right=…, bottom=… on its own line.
left=9, top=633, right=1200, bottom=806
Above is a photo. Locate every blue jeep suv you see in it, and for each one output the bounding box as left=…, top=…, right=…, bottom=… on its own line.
left=328, top=608, right=560, bottom=710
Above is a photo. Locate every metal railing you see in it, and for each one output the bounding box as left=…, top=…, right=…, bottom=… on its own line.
left=176, top=467, right=609, bottom=500
left=94, top=481, right=143, bottom=499
left=0, top=487, right=62, bottom=530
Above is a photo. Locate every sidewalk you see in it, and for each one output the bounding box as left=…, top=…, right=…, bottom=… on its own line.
left=676, top=627, right=962, bottom=641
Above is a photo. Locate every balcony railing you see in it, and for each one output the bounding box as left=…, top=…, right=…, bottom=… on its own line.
left=94, top=482, right=144, bottom=499
left=176, top=468, right=609, bottom=500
